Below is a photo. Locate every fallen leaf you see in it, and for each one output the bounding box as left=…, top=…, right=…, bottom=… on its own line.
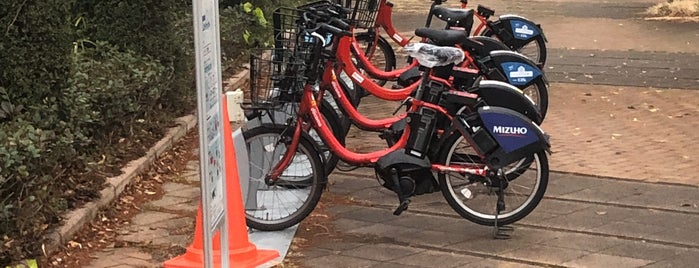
left=68, top=241, right=82, bottom=249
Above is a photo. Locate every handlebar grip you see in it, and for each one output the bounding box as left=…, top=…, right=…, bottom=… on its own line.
left=329, top=17, right=350, bottom=31
left=321, top=23, right=351, bottom=37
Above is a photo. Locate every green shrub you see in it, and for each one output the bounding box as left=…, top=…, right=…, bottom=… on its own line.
left=1, top=0, right=305, bottom=264
left=73, top=0, right=196, bottom=114
left=1, top=0, right=77, bottom=262
left=68, top=42, right=173, bottom=142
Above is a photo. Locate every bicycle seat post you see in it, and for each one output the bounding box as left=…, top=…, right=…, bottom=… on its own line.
left=425, top=0, right=445, bottom=27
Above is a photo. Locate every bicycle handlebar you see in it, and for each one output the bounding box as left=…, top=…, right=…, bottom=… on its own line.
left=300, top=7, right=352, bottom=36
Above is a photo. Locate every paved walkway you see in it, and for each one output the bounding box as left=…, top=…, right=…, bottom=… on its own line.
left=74, top=0, right=699, bottom=267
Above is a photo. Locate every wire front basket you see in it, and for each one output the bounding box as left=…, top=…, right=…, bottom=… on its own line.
left=272, top=7, right=320, bottom=64
left=248, top=48, right=306, bottom=108
left=348, top=0, right=380, bottom=29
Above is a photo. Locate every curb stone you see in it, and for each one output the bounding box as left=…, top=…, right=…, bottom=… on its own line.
left=41, top=114, right=198, bottom=258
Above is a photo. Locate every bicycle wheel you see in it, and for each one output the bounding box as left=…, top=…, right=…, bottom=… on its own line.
left=247, top=100, right=346, bottom=179
left=483, top=30, right=547, bottom=68
left=517, top=77, right=549, bottom=120
left=243, top=125, right=326, bottom=231
left=353, top=32, right=397, bottom=87
left=436, top=132, right=548, bottom=226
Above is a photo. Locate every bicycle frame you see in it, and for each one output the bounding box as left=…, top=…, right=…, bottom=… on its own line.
left=344, top=0, right=422, bottom=82
left=363, top=0, right=450, bottom=48
left=266, top=72, right=488, bottom=181
left=460, top=1, right=491, bottom=36
left=340, top=35, right=482, bottom=100
left=324, top=65, right=406, bottom=130
left=349, top=0, right=484, bottom=83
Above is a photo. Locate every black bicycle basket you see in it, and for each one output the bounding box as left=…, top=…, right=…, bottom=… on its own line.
left=247, top=48, right=307, bottom=108
left=272, top=7, right=319, bottom=63
left=349, top=0, right=380, bottom=29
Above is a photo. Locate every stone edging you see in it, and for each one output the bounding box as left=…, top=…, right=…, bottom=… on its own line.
left=42, top=114, right=197, bottom=257
left=41, top=64, right=250, bottom=258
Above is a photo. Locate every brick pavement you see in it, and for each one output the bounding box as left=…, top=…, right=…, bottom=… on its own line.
left=351, top=83, right=699, bottom=186
left=544, top=83, right=699, bottom=185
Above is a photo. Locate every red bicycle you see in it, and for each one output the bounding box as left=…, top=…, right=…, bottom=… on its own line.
left=324, top=0, right=549, bottom=118
left=348, top=0, right=547, bottom=76
left=252, top=5, right=545, bottom=179
left=242, top=9, right=550, bottom=234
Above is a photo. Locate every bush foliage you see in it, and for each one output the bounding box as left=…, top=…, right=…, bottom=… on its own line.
left=0, top=0, right=298, bottom=264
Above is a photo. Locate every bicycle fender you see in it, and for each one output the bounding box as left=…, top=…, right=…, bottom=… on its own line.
left=487, top=50, right=546, bottom=88
left=472, top=80, right=542, bottom=124
left=477, top=106, right=549, bottom=169
left=492, top=15, right=547, bottom=45
left=467, top=36, right=509, bottom=58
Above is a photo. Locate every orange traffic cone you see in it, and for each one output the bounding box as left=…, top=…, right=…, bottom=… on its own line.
left=164, top=96, right=279, bottom=267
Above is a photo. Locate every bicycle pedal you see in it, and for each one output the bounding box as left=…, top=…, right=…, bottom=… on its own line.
left=492, top=225, right=514, bottom=240
left=393, top=199, right=410, bottom=216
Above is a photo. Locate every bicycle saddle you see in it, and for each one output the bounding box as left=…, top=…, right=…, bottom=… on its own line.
left=415, top=28, right=468, bottom=46
left=432, top=6, right=474, bottom=28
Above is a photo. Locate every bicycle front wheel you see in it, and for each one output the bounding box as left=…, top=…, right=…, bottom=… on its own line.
left=436, top=133, right=548, bottom=226
left=243, top=125, right=326, bottom=231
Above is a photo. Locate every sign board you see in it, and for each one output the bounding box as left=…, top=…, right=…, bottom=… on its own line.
left=193, top=0, right=229, bottom=266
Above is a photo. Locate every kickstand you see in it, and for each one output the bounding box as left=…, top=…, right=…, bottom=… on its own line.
left=390, top=168, right=410, bottom=216
left=492, top=170, right=513, bottom=239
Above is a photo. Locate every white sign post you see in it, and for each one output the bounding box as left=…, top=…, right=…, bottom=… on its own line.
left=193, top=0, right=229, bottom=267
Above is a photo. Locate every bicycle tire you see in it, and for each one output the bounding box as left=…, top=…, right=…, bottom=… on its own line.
left=436, top=132, right=548, bottom=226
left=482, top=29, right=547, bottom=68
left=518, top=77, right=549, bottom=120
left=353, top=32, right=397, bottom=87
left=243, top=125, right=326, bottom=231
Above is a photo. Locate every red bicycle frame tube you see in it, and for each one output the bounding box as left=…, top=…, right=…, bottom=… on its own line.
left=350, top=38, right=419, bottom=80
left=374, top=0, right=410, bottom=47
left=471, top=14, right=490, bottom=36
left=432, top=163, right=488, bottom=177
left=324, top=66, right=406, bottom=130
left=459, top=1, right=490, bottom=36
left=337, top=36, right=419, bottom=101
